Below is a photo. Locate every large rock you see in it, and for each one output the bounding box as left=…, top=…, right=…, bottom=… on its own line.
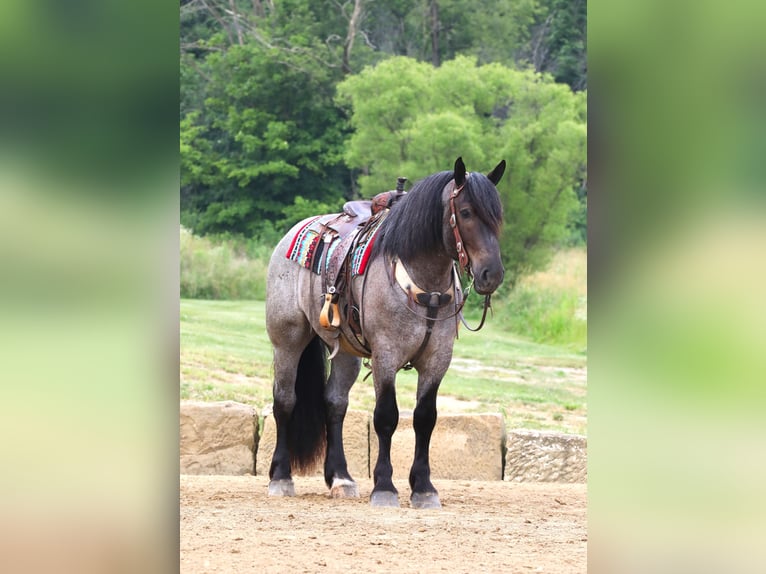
left=369, top=413, right=506, bottom=481
left=504, top=429, right=587, bottom=483
left=256, top=409, right=370, bottom=480
left=180, top=401, right=257, bottom=475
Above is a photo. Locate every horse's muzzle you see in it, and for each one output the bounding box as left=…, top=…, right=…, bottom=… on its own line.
left=475, top=264, right=504, bottom=295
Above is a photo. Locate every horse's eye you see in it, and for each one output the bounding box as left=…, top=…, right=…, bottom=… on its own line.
left=460, top=209, right=472, bottom=219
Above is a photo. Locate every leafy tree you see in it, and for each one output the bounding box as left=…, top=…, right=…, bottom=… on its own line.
left=518, top=0, right=587, bottom=90
left=337, top=55, right=586, bottom=283
left=364, top=0, right=537, bottom=66
left=180, top=43, right=350, bottom=236
left=357, top=0, right=584, bottom=92
left=498, top=81, right=586, bottom=276
left=179, top=0, right=587, bottom=255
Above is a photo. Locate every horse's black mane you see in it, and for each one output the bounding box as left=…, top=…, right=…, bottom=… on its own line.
left=373, top=170, right=503, bottom=262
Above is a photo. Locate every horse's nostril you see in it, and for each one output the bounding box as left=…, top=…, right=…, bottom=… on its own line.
left=481, top=268, right=490, bottom=282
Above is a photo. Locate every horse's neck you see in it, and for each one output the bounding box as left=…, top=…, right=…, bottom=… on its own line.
left=397, top=251, right=455, bottom=293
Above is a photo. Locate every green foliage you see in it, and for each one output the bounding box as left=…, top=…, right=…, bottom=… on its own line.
left=498, top=286, right=586, bottom=348
left=180, top=227, right=271, bottom=300
left=337, top=55, right=586, bottom=282
left=180, top=2, right=587, bottom=283
left=498, top=82, right=586, bottom=279
left=493, top=248, right=586, bottom=349
left=524, top=0, right=587, bottom=90
left=180, top=42, right=349, bottom=236
left=360, top=0, right=562, bottom=79
left=281, top=196, right=343, bottom=225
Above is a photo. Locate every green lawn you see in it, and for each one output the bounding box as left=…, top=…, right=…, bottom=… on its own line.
left=181, top=299, right=587, bottom=435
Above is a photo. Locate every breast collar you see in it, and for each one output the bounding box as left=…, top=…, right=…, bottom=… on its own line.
left=390, top=257, right=457, bottom=309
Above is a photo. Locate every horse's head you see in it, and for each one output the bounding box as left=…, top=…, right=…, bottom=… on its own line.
left=443, top=157, right=506, bottom=295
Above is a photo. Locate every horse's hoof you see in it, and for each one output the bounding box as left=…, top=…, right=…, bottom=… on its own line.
left=330, top=478, right=359, bottom=498
left=410, top=491, right=441, bottom=509
left=370, top=490, right=400, bottom=507
left=268, top=479, right=295, bottom=497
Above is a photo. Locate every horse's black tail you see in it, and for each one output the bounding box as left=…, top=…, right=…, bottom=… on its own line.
left=288, top=335, right=327, bottom=475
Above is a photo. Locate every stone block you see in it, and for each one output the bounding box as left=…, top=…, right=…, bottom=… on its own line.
left=256, top=409, right=370, bottom=480
left=369, top=413, right=506, bottom=481
left=180, top=401, right=257, bottom=475
left=504, top=429, right=587, bottom=483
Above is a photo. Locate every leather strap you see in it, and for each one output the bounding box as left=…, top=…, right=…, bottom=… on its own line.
left=449, top=180, right=470, bottom=272
left=392, top=258, right=454, bottom=308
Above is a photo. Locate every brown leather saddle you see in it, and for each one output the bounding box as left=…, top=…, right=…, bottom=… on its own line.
left=316, top=189, right=404, bottom=332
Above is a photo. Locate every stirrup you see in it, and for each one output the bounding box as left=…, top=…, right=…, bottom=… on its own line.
left=319, top=291, right=341, bottom=329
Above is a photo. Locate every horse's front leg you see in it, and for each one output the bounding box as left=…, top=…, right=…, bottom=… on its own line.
left=409, top=370, right=447, bottom=509
left=370, top=360, right=400, bottom=507
left=324, top=352, right=361, bottom=498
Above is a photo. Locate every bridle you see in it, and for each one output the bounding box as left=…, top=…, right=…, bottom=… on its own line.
left=448, top=176, right=494, bottom=332
left=359, top=175, right=496, bottom=376
left=389, top=176, right=494, bottom=336
left=448, top=179, right=470, bottom=272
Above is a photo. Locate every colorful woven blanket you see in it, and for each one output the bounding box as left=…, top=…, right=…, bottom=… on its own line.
left=285, top=216, right=341, bottom=275
left=286, top=211, right=387, bottom=277
left=350, top=213, right=385, bottom=276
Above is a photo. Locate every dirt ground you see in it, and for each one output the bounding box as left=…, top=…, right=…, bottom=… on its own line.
left=180, top=475, right=586, bottom=573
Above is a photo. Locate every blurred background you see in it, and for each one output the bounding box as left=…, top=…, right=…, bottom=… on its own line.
left=589, top=0, right=766, bottom=571
left=0, top=1, right=178, bottom=572
left=0, top=0, right=764, bottom=572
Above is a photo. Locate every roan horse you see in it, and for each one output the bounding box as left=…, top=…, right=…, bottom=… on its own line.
left=265, top=157, right=505, bottom=508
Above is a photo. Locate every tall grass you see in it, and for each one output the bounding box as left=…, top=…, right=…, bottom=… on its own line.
left=179, top=227, right=272, bottom=300
left=494, top=248, right=587, bottom=351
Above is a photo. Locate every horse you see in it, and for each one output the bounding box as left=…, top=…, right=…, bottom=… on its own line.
left=265, top=157, right=505, bottom=508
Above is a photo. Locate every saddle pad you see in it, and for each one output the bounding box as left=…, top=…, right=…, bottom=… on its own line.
left=350, top=212, right=386, bottom=276
left=285, top=216, right=322, bottom=270
left=286, top=215, right=344, bottom=275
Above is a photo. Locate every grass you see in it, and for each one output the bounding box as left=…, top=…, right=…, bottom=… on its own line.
left=180, top=227, right=271, bottom=300
left=494, top=248, right=587, bottom=350
left=181, top=298, right=587, bottom=435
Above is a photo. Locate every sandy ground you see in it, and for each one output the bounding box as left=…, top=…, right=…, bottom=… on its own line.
left=180, top=475, right=586, bottom=573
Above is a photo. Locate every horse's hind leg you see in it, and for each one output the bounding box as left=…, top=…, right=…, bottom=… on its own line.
left=324, top=352, right=362, bottom=498
left=267, top=330, right=314, bottom=496
left=409, top=373, right=445, bottom=509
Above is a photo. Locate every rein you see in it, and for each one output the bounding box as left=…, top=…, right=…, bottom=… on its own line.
left=389, top=258, right=491, bottom=330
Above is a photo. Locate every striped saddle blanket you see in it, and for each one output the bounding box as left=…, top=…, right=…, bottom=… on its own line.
left=286, top=210, right=386, bottom=279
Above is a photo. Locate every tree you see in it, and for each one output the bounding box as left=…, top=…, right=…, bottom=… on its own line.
left=337, top=55, right=586, bottom=283
left=519, top=0, right=587, bottom=91
left=180, top=43, right=350, bottom=236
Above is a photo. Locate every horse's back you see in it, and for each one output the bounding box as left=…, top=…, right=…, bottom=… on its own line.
left=267, top=216, right=320, bottom=288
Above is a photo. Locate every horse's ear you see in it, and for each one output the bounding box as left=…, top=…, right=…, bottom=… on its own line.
left=454, top=157, right=467, bottom=187
left=487, top=160, right=506, bottom=185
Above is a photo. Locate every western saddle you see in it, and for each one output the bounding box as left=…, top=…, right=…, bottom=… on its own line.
left=316, top=178, right=408, bottom=355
